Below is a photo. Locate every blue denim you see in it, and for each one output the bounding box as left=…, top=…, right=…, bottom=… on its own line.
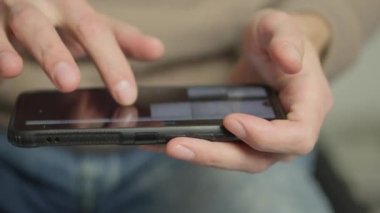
left=0, top=134, right=332, bottom=213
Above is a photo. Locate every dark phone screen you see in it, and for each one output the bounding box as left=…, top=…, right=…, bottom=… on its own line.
left=13, top=86, right=278, bottom=130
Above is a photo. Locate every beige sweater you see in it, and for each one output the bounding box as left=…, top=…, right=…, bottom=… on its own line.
left=0, top=0, right=380, bottom=122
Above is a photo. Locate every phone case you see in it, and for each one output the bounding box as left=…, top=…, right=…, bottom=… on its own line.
left=7, top=86, right=286, bottom=147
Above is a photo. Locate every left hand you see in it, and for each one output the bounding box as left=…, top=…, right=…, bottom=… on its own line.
left=146, top=10, right=334, bottom=173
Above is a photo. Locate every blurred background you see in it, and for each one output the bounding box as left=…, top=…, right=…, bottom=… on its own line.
left=0, top=4, right=379, bottom=212
left=317, top=27, right=380, bottom=212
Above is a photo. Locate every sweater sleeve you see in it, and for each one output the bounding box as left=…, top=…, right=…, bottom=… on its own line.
left=277, top=0, right=380, bottom=79
left=90, top=0, right=380, bottom=79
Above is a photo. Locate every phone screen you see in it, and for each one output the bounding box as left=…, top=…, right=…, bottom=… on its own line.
left=13, top=86, right=281, bottom=131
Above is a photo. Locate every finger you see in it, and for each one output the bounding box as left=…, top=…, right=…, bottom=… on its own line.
left=57, top=29, right=87, bottom=59
left=139, top=145, right=166, bottom=153
left=224, top=113, right=318, bottom=155
left=7, top=3, right=80, bottom=92
left=108, top=106, right=138, bottom=128
left=281, top=155, right=296, bottom=162
left=67, top=10, right=137, bottom=105
left=0, top=2, right=23, bottom=77
left=166, top=137, right=280, bottom=173
left=0, top=19, right=23, bottom=78
left=230, top=58, right=264, bottom=84
left=110, top=19, right=164, bottom=61
left=254, top=10, right=305, bottom=74
left=225, top=54, right=331, bottom=156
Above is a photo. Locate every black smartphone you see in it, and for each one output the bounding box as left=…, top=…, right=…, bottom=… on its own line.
left=7, top=85, right=285, bottom=147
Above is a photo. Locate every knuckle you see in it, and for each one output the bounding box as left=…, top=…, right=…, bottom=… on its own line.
left=252, top=141, right=269, bottom=153
left=8, top=4, right=34, bottom=27
left=39, top=44, right=59, bottom=69
left=202, top=156, right=223, bottom=168
left=246, top=132, right=270, bottom=152
left=29, top=30, right=62, bottom=66
left=74, top=13, right=108, bottom=40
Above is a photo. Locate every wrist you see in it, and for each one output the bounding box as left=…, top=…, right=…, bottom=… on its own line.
left=289, top=12, right=332, bottom=55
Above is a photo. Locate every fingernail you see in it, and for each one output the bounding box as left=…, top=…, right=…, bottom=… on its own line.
left=228, top=119, right=247, bottom=139
left=114, top=80, right=135, bottom=105
left=171, top=144, right=195, bottom=161
left=283, top=44, right=301, bottom=64
left=52, top=62, right=77, bottom=90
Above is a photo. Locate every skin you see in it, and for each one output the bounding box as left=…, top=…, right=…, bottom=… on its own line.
left=0, top=0, right=164, bottom=105
left=165, top=10, right=334, bottom=173
left=0, top=0, right=333, bottom=173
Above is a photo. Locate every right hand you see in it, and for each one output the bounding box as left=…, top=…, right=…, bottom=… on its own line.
left=0, top=0, right=164, bottom=105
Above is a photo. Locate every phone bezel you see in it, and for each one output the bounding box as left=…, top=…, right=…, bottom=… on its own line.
left=7, top=85, right=286, bottom=147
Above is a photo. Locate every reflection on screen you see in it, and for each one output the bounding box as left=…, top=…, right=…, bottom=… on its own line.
left=18, top=86, right=277, bottom=129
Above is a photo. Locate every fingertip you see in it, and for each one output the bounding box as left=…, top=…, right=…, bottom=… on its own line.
left=223, top=114, right=250, bottom=140
left=224, top=113, right=272, bottom=141
left=51, top=62, right=81, bottom=92
left=146, top=36, right=165, bottom=59
left=255, top=9, right=304, bottom=74
left=280, top=43, right=303, bottom=73
left=255, top=10, right=290, bottom=47
left=113, top=80, right=137, bottom=106
left=166, top=138, right=196, bottom=161
left=270, top=41, right=303, bottom=74
left=114, top=25, right=165, bottom=60
left=130, top=36, right=165, bottom=60
left=0, top=51, right=23, bottom=78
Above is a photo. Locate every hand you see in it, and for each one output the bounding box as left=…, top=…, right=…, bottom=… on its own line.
left=161, top=10, right=333, bottom=173
left=65, top=90, right=138, bottom=128
left=0, top=0, right=164, bottom=105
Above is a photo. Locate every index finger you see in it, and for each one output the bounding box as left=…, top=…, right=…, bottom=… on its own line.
left=65, top=6, right=137, bottom=105
left=246, top=10, right=305, bottom=74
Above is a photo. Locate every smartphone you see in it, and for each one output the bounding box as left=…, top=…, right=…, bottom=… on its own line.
left=7, top=85, right=285, bottom=147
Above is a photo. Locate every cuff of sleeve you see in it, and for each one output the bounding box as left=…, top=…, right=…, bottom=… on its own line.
left=277, top=0, right=362, bottom=80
